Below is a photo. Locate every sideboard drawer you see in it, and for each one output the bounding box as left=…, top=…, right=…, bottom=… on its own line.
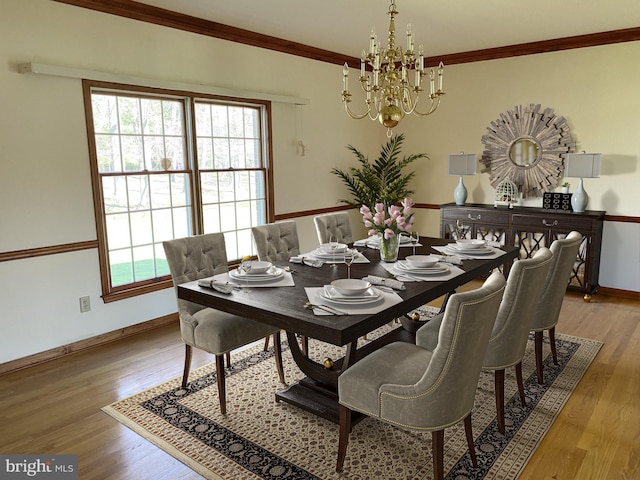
left=442, top=208, right=510, bottom=225
left=512, top=213, right=592, bottom=231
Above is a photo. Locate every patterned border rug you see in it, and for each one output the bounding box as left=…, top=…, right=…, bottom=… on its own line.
left=103, top=323, right=601, bottom=480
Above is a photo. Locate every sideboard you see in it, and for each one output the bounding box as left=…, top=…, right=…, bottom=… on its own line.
left=440, top=203, right=605, bottom=301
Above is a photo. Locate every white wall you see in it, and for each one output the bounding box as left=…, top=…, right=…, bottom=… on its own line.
left=1, top=0, right=638, bottom=364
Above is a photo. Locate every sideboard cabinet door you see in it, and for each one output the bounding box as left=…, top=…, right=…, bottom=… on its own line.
left=440, top=203, right=605, bottom=301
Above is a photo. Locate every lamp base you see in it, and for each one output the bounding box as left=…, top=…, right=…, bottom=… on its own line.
left=454, top=176, right=468, bottom=206
left=570, top=178, right=588, bottom=213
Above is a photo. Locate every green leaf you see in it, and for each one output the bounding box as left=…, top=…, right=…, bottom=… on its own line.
left=331, top=133, right=428, bottom=208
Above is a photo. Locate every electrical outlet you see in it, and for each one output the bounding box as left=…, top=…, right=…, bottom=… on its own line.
left=79, top=296, right=91, bottom=313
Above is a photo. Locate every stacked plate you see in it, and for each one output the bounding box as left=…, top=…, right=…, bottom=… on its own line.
left=367, top=235, right=412, bottom=245
left=394, top=259, right=450, bottom=277
left=444, top=240, right=494, bottom=256
left=229, top=265, right=285, bottom=282
left=318, top=284, right=383, bottom=306
left=312, top=243, right=349, bottom=261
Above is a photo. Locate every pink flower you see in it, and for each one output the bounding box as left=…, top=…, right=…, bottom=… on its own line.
left=360, top=198, right=416, bottom=238
left=401, top=198, right=415, bottom=215
left=388, top=205, right=401, bottom=219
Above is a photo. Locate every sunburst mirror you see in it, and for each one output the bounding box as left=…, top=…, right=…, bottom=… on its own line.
left=480, top=104, right=575, bottom=198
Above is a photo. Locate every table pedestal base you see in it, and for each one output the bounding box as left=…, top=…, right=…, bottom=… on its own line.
left=276, top=326, right=414, bottom=424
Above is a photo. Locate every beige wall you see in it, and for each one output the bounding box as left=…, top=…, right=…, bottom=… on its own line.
left=397, top=42, right=640, bottom=293
left=0, top=0, right=638, bottom=364
left=399, top=42, right=640, bottom=216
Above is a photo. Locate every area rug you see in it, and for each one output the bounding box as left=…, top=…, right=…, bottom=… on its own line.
left=103, top=324, right=602, bottom=480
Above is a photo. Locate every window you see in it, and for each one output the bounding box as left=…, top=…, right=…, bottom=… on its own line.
left=83, top=81, right=273, bottom=302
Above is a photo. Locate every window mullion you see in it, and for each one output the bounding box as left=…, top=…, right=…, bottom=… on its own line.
left=186, top=97, right=202, bottom=236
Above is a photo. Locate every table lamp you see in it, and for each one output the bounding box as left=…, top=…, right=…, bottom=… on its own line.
left=448, top=153, right=477, bottom=205
left=564, top=152, right=601, bottom=213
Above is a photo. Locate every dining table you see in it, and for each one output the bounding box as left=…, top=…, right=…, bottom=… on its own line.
left=177, top=236, right=519, bottom=424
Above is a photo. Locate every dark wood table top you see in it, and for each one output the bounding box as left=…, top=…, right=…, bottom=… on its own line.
left=177, top=237, right=519, bottom=347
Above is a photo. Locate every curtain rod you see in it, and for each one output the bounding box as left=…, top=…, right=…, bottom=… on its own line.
left=18, top=62, right=310, bottom=106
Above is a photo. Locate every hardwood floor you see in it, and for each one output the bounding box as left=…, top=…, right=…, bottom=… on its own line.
left=0, top=289, right=638, bottom=479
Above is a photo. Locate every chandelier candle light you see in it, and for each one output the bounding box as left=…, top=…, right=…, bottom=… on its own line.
left=342, top=0, right=445, bottom=135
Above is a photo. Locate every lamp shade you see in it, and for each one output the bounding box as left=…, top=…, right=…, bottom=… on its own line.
left=564, top=153, right=601, bottom=178
left=448, top=153, right=477, bottom=175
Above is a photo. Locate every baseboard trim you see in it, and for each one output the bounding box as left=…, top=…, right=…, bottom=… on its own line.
left=0, top=313, right=179, bottom=376
left=597, top=287, right=640, bottom=300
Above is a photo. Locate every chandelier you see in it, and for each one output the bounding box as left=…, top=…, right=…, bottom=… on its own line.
left=341, top=0, right=445, bottom=134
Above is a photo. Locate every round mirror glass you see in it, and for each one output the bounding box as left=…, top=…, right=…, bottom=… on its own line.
left=509, top=138, right=540, bottom=167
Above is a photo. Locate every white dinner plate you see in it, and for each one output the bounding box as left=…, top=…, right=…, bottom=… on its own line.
left=396, top=260, right=449, bottom=274
left=394, top=263, right=450, bottom=277
left=229, top=266, right=285, bottom=282
left=445, top=245, right=494, bottom=255
left=368, top=235, right=412, bottom=244
left=318, top=243, right=348, bottom=254
left=312, top=249, right=348, bottom=260
left=319, top=286, right=383, bottom=305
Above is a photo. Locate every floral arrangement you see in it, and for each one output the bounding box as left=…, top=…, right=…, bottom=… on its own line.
left=360, top=198, right=416, bottom=239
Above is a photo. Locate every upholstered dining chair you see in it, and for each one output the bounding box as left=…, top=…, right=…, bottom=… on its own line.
left=313, top=212, right=354, bottom=245
left=251, top=220, right=300, bottom=262
left=336, top=271, right=506, bottom=479
left=163, top=233, right=285, bottom=415
left=417, top=248, right=553, bottom=434
left=531, top=231, right=583, bottom=384
left=251, top=220, right=304, bottom=353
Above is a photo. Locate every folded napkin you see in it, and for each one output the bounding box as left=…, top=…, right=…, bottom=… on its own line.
left=362, top=275, right=405, bottom=291
left=354, top=238, right=378, bottom=249
left=289, top=256, right=324, bottom=268
left=197, top=279, right=236, bottom=294
left=433, top=254, right=463, bottom=266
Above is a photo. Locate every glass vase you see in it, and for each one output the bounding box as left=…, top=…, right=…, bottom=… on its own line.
left=379, top=234, right=400, bottom=262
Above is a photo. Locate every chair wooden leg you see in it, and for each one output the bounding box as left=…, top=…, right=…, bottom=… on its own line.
left=336, top=405, right=352, bottom=472
left=301, top=336, right=308, bottom=357
left=464, top=413, right=478, bottom=468
left=225, top=352, right=231, bottom=368
left=534, top=331, right=544, bottom=385
left=263, top=336, right=270, bottom=351
left=515, top=362, right=526, bottom=407
left=272, top=332, right=286, bottom=384
left=494, top=369, right=506, bottom=434
left=215, top=354, right=227, bottom=415
left=549, top=326, right=558, bottom=365
left=181, top=344, right=193, bottom=388
left=432, top=429, right=445, bottom=480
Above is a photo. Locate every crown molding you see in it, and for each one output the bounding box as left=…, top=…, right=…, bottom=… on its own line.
left=54, top=0, right=640, bottom=69
left=53, top=0, right=354, bottom=65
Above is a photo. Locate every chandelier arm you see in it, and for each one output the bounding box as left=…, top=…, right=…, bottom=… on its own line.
left=411, top=95, right=443, bottom=117
left=343, top=100, right=374, bottom=120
